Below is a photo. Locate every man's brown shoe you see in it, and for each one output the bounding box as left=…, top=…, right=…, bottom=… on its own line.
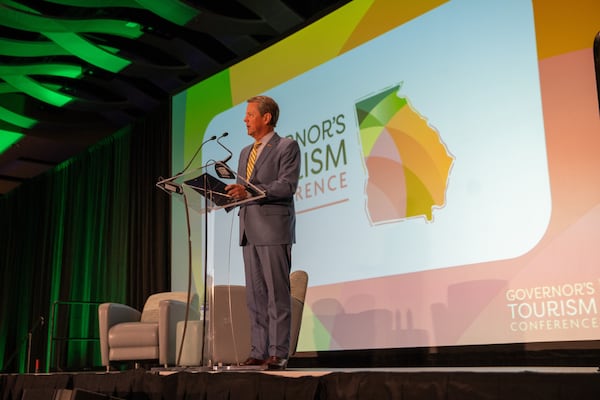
left=239, top=357, right=265, bottom=366
left=265, top=356, right=288, bottom=370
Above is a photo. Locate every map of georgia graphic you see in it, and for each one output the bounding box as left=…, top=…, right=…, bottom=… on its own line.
left=355, top=85, right=454, bottom=225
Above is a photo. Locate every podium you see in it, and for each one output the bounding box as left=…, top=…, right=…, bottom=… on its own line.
left=156, top=161, right=265, bottom=369
left=157, top=160, right=265, bottom=212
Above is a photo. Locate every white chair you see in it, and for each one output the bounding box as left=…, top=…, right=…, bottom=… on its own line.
left=98, top=291, right=199, bottom=370
left=210, top=270, right=309, bottom=364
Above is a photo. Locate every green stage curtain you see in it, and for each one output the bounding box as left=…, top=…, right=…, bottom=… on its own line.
left=0, top=104, right=171, bottom=373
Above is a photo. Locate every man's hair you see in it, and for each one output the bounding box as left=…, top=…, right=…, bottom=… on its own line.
left=247, top=95, right=279, bottom=127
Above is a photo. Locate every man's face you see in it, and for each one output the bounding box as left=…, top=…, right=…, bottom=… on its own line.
left=244, top=102, right=270, bottom=140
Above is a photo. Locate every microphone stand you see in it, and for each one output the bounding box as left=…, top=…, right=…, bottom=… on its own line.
left=2, top=316, right=44, bottom=373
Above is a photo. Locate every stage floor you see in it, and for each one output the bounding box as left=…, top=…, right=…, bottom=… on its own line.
left=4, top=366, right=600, bottom=400
left=154, top=365, right=600, bottom=377
left=0, top=366, right=600, bottom=400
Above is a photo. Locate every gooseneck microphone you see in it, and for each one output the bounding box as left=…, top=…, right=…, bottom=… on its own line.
left=214, top=132, right=236, bottom=179
left=216, top=132, right=233, bottom=163
left=178, top=134, right=217, bottom=175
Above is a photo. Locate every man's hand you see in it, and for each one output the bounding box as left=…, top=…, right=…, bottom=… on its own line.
left=225, top=183, right=248, bottom=201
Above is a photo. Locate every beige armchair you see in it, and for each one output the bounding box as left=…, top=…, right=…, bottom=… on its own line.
left=210, top=270, right=309, bottom=364
left=98, top=291, right=199, bottom=370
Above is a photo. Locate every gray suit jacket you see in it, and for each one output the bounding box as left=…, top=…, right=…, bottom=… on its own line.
left=236, top=133, right=301, bottom=246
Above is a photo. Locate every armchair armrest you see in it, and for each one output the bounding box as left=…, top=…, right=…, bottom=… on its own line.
left=158, top=299, right=201, bottom=365
left=98, top=303, right=142, bottom=366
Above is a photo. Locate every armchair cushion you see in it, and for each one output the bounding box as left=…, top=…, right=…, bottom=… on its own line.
left=108, top=322, right=158, bottom=348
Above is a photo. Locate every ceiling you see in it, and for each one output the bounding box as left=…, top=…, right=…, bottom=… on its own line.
left=0, top=0, right=349, bottom=195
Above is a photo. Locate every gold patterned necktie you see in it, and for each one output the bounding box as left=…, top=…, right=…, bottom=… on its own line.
left=246, top=142, right=261, bottom=180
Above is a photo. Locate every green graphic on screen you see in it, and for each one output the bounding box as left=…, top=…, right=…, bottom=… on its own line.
left=356, top=84, right=454, bottom=224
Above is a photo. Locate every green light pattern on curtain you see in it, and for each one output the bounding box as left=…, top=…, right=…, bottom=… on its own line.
left=44, top=129, right=131, bottom=370
left=0, top=104, right=171, bottom=373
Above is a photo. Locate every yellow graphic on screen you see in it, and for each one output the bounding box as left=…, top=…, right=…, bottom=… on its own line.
left=356, top=84, right=454, bottom=224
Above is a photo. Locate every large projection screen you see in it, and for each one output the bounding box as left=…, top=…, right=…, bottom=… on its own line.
left=170, top=0, right=600, bottom=357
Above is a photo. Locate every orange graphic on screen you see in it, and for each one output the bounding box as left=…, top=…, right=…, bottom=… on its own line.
left=356, top=84, right=454, bottom=224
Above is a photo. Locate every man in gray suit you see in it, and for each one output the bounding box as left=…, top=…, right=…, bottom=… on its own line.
left=225, top=95, right=301, bottom=370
